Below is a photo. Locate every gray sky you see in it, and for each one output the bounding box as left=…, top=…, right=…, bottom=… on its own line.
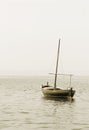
left=0, top=0, right=89, bottom=75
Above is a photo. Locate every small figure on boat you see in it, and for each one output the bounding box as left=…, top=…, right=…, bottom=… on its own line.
left=47, top=82, right=49, bottom=86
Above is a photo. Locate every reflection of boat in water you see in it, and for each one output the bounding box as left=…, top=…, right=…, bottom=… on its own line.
left=42, top=96, right=75, bottom=102
left=42, top=39, right=75, bottom=99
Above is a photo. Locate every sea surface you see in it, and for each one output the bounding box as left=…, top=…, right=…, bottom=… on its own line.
left=0, top=75, right=89, bottom=130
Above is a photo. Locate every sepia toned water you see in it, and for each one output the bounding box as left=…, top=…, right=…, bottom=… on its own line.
left=0, top=76, right=89, bottom=130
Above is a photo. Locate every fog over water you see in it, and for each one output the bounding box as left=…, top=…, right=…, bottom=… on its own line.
left=0, top=2, right=89, bottom=130
left=0, top=0, right=89, bottom=76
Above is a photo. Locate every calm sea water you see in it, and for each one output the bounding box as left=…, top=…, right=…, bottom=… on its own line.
left=0, top=75, right=89, bottom=130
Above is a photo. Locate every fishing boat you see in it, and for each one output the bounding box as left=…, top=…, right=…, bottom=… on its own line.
left=41, top=39, right=75, bottom=99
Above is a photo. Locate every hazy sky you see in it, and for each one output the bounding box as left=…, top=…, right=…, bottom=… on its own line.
left=0, top=0, right=89, bottom=75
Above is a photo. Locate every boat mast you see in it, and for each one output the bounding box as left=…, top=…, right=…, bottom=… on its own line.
left=54, top=39, right=60, bottom=89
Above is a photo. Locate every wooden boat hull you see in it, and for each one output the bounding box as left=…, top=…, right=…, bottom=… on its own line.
left=42, top=86, right=75, bottom=98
